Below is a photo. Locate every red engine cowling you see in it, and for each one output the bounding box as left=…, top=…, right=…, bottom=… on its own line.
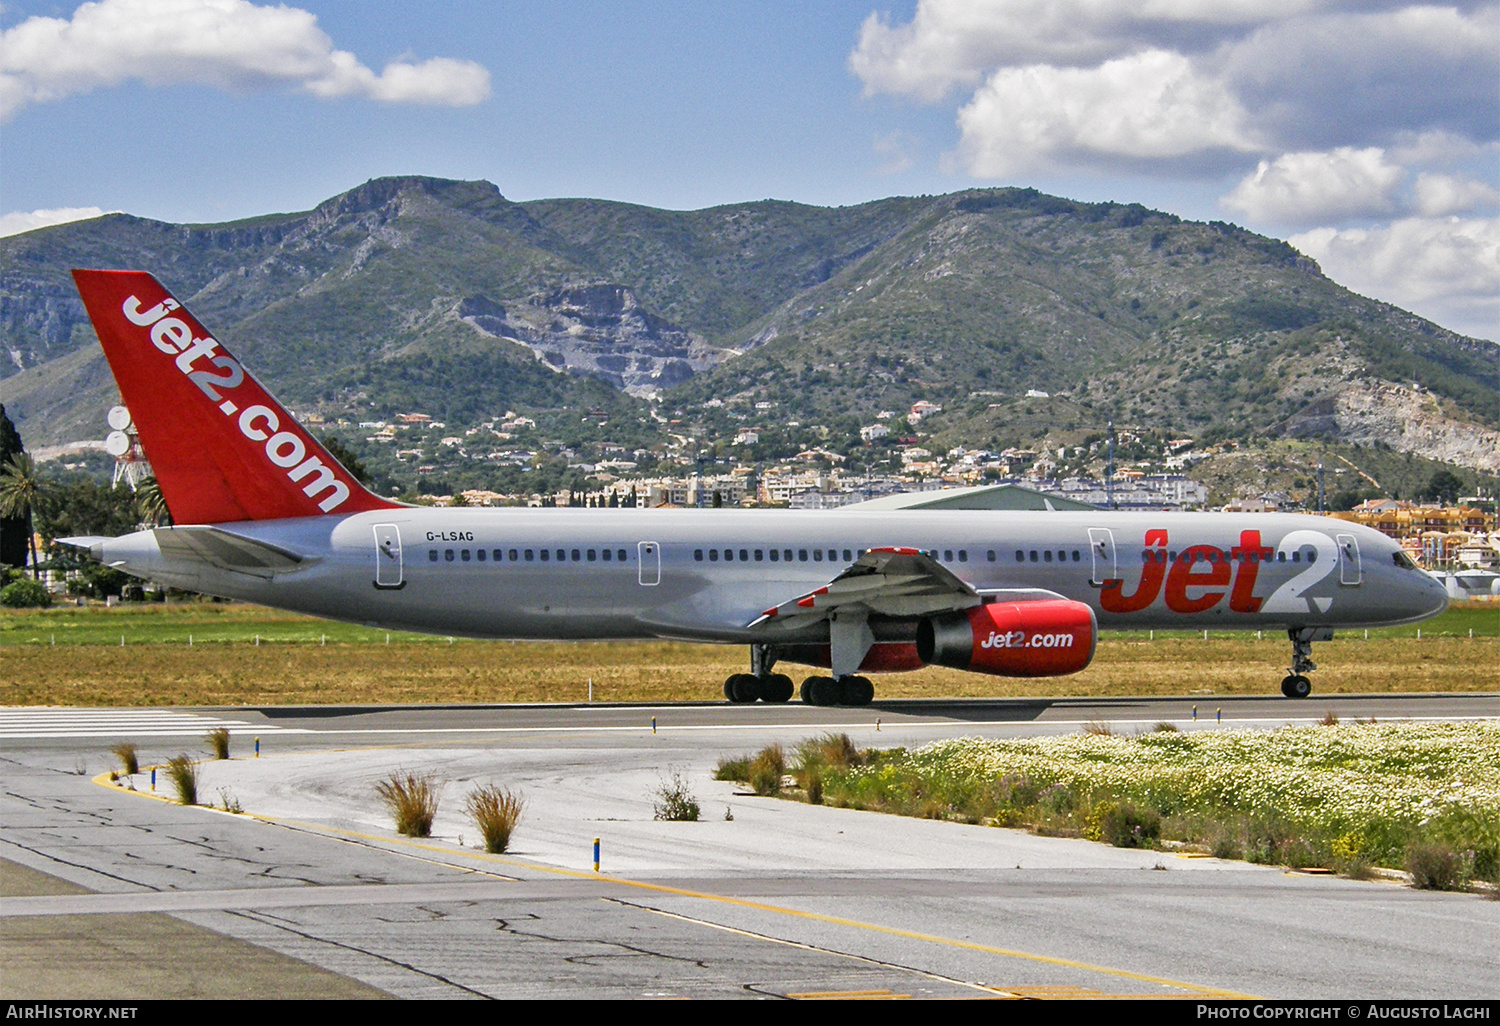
left=916, top=599, right=1097, bottom=677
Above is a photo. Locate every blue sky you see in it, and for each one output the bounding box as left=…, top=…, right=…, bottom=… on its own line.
left=2, top=1, right=1496, bottom=339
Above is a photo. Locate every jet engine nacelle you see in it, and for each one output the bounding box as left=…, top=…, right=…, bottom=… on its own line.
left=916, top=599, right=1097, bottom=677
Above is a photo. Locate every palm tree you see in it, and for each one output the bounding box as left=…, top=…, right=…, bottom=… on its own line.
left=0, top=453, right=47, bottom=579
left=135, top=476, right=172, bottom=527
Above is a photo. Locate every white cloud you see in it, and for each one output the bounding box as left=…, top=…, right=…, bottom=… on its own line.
left=1221, top=148, right=1405, bottom=225
left=1292, top=216, right=1500, bottom=341
left=953, top=49, right=1254, bottom=176
left=0, top=206, right=111, bottom=237
left=0, top=0, right=491, bottom=120
left=1413, top=174, right=1500, bottom=217
left=849, top=0, right=1323, bottom=102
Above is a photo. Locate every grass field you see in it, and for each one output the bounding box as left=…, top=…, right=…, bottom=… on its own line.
left=3, top=600, right=1496, bottom=707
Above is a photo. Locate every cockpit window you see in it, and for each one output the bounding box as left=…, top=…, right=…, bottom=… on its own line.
left=1392, top=551, right=1420, bottom=570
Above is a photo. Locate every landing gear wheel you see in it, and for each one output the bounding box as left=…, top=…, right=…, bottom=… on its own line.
left=725, top=673, right=761, bottom=703
left=800, top=676, right=836, bottom=706
left=838, top=675, right=875, bottom=706
left=760, top=673, right=794, bottom=703
left=1280, top=674, right=1312, bottom=699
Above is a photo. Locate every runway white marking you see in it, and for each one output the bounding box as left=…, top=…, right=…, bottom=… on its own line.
left=0, top=708, right=310, bottom=739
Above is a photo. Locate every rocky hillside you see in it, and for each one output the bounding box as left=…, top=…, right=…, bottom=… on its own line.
left=2, top=177, right=1494, bottom=475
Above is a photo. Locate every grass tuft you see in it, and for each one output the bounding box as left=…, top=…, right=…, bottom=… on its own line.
left=110, top=743, right=139, bottom=776
left=166, top=755, right=198, bottom=805
left=1406, top=844, right=1470, bottom=891
left=465, top=785, right=524, bottom=853
left=713, top=755, right=751, bottom=782
left=1320, top=711, right=1340, bottom=727
left=376, top=772, right=440, bottom=837
left=1082, top=720, right=1114, bottom=736
left=749, top=744, right=786, bottom=796
left=1151, top=721, right=1179, bottom=733
left=652, top=770, right=700, bottom=821
left=217, top=788, right=242, bottom=814
left=205, top=728, right=230, bottom=760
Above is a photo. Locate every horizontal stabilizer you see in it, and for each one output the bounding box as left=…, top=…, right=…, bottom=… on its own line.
left=152, top=526, right=313, bottom=577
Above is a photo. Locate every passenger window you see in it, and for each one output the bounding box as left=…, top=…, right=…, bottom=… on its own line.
left=603, top=549, right=612, bottom=562
left=769, top=549, right=779, bottom=562
left=571, top=549, right=581, bottom=562
left=524, top=549, right=533, bottom=561
left=695, top=549, right=704, bottom=562
left=445, top=549, right=455, bottom=562
left=754, top=549, right=763, bottom=561
left=540, top=549, right=549, bottom=561
left=476, top=549, right=485, bottom=562
left=556, top=550, right=566, bottom=562
left=429, top=550, right=438, bottom=562
left=618, top=549, right=627, bottom=561
left=784, top=550, right=793, bottom=562
left=510, top=549, right=519, bottom=561
left=813, top=550, right=823, bottom=561
left=1015, top=550, right=1024, bottom=561
left=959, top=550, right=968, bottom=562
left=1057, top=550, right=1065, bottom=562
left=799, top=550, right=808, bottom=561
left=725, top=549, right=734, bottom=562
left=843, top=549, right=852, bottom=562
left=944, top=550, right=953, bottom=562
left=1308, top=550, right=1317, bottom=563
left=709, top=549, right=718, bottom=562
left=587, top=549, right=596, bottom=561
left=494, top=549, right=503, bottom=561
left=1029, top=551, right=1038, bottom=562
left=1073, top=551, right=1081, bottom=562
left=741, top=549, right=750, bottom=561
left=828, top=549, right=837, bottom=561
left=1044, top=550, right=1053, bottom=563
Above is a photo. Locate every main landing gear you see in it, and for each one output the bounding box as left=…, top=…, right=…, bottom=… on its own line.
left=724, top=643, right=794, bottom=703
left=723, top=645, right=875, bottom=706
left=799, top=675, right=874, bottom=707
left=723, top=672, right=794, bottom=703
left=1280, top=627, right=1333, bottom=698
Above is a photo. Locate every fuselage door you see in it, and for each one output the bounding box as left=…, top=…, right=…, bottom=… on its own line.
left=638, top=541, right=660, bottom=587
left=1087, top=528, right=1116, bottom=585
left=1337, top=533, right=1362, bottom=586
left=374, top=524, right=403, bottom=589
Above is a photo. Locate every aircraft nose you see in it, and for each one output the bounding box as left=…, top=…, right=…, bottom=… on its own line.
left=1417, top=572, right=1450, bottom=618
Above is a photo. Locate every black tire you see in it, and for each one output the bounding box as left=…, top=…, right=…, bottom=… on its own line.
left=840, top=675, right=875, bottom=706
left=727, top=673, right=760, bottom=703
left=761, top=673, right=794, bottom=703
left=801, top=676, right=834, bottom=705
left=1280, top=674, right=1312, bottom=698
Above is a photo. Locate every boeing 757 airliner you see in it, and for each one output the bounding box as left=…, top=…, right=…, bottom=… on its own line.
left=64, top=270, right=1448, bottom=704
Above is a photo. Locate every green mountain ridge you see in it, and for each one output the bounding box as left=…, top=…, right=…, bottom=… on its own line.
left=1, top=176, right=1494, bottom=478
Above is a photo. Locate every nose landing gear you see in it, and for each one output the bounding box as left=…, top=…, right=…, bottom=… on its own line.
left=1281, top=627, right=1333, bottom=698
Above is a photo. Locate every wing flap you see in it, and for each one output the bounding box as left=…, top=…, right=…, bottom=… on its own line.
left=752, top=546, right=981, bottom=629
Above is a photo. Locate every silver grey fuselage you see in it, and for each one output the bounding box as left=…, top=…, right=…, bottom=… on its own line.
left=97, top=508, right=1448, bottom=652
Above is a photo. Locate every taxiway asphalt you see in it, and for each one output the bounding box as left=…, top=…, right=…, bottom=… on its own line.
left=2, top=694, right=1497, bottom=1000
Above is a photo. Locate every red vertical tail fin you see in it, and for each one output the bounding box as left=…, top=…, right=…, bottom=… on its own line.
left=72, top=269, right=401, bottom=524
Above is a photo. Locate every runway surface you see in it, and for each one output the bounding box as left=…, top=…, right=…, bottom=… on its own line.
left=3, top=693, right=1497, bottom=999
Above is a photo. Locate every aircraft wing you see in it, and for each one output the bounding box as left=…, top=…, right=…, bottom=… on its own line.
left=750, top=546, right=982, bottom=630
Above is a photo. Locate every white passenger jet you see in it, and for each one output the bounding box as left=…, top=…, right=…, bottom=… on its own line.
left=65, top=270, right=1449, bottom=704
